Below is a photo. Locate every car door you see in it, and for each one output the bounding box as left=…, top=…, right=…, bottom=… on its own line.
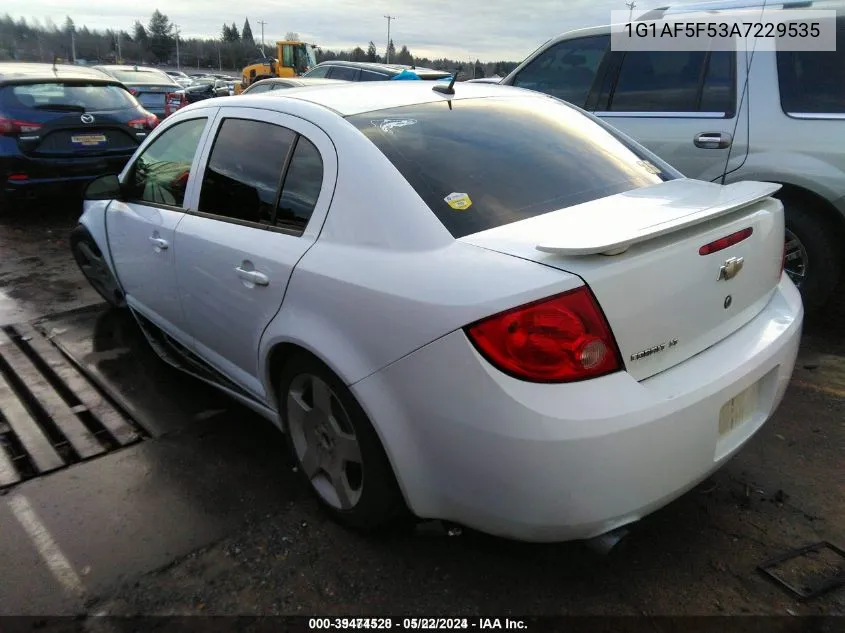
left=174, top=107, right=336, bottom=400
left=592, top=46, right=749, bottom=181
left=107, top=113, right=211, bottom=339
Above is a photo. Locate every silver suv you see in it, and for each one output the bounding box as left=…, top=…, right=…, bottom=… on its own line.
left=499, top=0, right=845, bottom=312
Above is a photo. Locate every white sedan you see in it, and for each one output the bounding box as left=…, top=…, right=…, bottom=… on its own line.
left=73, top=81, right=803, bottom=543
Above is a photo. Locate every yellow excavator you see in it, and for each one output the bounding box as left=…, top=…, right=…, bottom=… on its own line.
left=234, top=40, right=318, bottom=94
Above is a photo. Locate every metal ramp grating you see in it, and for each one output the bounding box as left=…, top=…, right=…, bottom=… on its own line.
left=0, top=323, right=145, bottom=489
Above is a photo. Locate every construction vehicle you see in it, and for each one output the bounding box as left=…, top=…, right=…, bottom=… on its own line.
left=234, top=40, right=318, bottom=94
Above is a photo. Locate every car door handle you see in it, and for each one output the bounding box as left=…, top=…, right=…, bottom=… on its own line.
left=149, top=237, right=169, bottom=250
left=234, top=267, right=270, bottom=286
left=694, top=132, right=732, bottom=149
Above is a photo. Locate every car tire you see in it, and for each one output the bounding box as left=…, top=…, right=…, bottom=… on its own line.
left=70, top=225, right=126, bottom=309
left=779, top=196, right=842, bottom=313
left=279, top=352, right=409, bottom=532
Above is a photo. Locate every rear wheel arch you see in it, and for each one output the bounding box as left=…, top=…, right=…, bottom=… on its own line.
left=772, top=183, right=844, bottom=312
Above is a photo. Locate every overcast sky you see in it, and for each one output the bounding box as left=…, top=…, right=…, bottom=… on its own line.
left=4, top=0, right=661, bottom=62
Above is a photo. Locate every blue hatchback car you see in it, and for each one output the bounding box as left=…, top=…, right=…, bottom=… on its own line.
left=1, top=63, right=159, bottom=211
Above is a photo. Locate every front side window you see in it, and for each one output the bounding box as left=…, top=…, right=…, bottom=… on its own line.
left=511, top=35, right=610, bottom=107
left=776, top=16, right=845, bottom=114
left=123, top=118, right=207, bottom=207
left=304, top=66, right=330, bottom=78
left=348, top=97, right=678, bottom=239
left=608, top=50, right=735, bottom=115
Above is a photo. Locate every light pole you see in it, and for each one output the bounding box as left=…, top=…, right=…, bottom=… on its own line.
left=116, top=31, right=122, bottom=63
left=384, top=14, right=396, bottom=63
left=625, top=1, right=637, bottom=21
left=174, top=24, right=181, bottom=69
left=258, top=19, right=267, bottom=55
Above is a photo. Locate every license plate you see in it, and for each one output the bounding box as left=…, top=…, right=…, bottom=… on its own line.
left=139, top=93, right=165, bottom=106
left=718, top=380, right=761, bottom=436
left=71, top=134, right=107, bottom=147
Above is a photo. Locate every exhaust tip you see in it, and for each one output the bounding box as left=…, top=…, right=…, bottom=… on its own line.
left=584, top=526, right=630, bottom=555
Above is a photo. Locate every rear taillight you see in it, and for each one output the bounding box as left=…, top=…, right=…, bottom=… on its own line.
left=699, top=227, right=753, bottom=255
left=128, top=115, right=159, bottom=130
left=0, top=115, right=42, bottom=137
left=465, top=287, right=622, bottom=383
left=128, top=88, right=140, bottom=97
left=164, top=92, right=187, bottom=117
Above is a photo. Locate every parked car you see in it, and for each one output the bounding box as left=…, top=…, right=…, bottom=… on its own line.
left=497, top=1, right=845, bottom=312
left=303, top=61, right=452, bottom=82
left=164, top=70, right=193, bottom=88
left=183, top=78, right=232, bottom=102
left=93, top=65, right=187, bottom=119
left=241, top=77, right=345, bottom=94
left=0, top=62, right=158, bottom=211
left=73, top=81, right=801, bottom=543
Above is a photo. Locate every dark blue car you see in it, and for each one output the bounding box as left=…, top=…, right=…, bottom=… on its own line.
left=1, top=63, right=159, bottom=211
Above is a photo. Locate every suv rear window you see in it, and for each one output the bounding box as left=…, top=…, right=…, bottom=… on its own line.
left=348, top=97, right=678, bottom=238
left=776, top=16, right=845, bottom=114
left=5, top=82, right=137, bottom=111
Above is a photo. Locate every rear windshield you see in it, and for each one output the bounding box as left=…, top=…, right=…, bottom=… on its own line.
left=347, top=97, right=679, bottom=238
left=5, top=82, right=136, bottom=112
left=105, top=69, right=176, bottom=85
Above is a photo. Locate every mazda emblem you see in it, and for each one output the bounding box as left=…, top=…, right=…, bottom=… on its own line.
left=80, top=114, right=95, bottom=124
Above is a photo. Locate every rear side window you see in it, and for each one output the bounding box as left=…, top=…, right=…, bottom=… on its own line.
left=511, top=35, right=610, bottom=108
left=348, top=97, right=677, bottom=239
left=124, top=118, right=207, bottom=207
left=328, top=66, right=359, bottom=81
left=7, top=83, right=137, bottom=111
left=776, top=16, right=845, bottom=114
left=276, top=138, right=324, bottom=230
left=199, top=119, right=296, bottom=225
left=359, top=70, right=390, bottom=81
left=608, top=50, right=735, bottom=115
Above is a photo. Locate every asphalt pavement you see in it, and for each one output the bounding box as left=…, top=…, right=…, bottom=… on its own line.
left=0, top=205, right=843, bottom=618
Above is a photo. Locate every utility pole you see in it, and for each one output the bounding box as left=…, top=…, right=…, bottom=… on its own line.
left=71, top=30, right=76, bottom=63
left=625, top=1, right=637, bottom=21
left=257, top=19, right=267, bottom=55
left=116, top=31, right=122, bottom=63
left=174, top=24, right=181, bottom=69
left=384, top=15, right=396, bottom=63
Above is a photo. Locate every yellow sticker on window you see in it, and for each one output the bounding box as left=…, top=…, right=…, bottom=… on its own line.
left=444, top=192, right=472, bottom=210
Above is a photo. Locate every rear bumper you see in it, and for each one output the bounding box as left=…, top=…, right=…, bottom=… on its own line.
left=352, top=277, right=803, bottom=542
left=1, top=153, right=133, bottom=201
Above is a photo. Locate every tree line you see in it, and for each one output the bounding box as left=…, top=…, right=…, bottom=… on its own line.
left=0, top=11, right=519, bottom=78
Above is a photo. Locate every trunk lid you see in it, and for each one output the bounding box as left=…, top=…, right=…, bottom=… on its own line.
left=461, top=179, right=786, bottom=381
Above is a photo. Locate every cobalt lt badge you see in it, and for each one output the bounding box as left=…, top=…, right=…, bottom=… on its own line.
left=718, top=256, right=744, bottom=281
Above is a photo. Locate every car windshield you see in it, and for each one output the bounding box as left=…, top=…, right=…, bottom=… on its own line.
left=347, top=97, right=680, bottom=238
left=7, top=82, right=136, bottom=112
left=106, top=69, right=177, bottom=85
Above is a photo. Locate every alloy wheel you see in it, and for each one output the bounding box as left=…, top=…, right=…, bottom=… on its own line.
left=286, top=373, right=364, bottom=510
left=783, top=228, right=808, bottom=288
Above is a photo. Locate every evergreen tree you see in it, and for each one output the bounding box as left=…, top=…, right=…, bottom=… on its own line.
left=366, top=41, right=377, bottom=62
left=242, top=18, right=254, bottom=43
left=147, top=10, right=173, bottom=62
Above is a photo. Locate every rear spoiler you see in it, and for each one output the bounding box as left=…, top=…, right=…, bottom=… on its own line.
left=536, top=180, right=782, bottom=256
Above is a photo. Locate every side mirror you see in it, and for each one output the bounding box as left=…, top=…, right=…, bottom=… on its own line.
left=84, top=173, right=122, bottom=201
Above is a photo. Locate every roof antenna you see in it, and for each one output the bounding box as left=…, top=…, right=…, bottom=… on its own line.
left=432, top=71, right=457, bottom=95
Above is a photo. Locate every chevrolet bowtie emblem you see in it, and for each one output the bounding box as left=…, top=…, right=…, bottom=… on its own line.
left=718, top=256, right=744, bottom=281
